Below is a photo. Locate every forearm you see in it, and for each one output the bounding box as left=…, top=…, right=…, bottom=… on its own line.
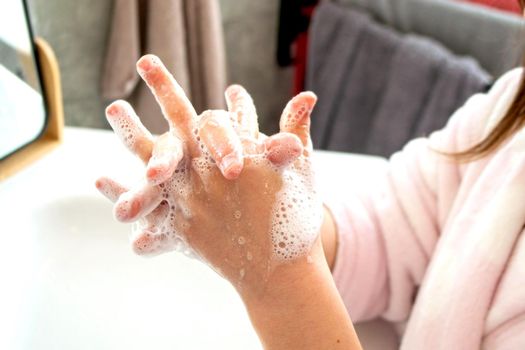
left=240, top=241, right=361, bottom=350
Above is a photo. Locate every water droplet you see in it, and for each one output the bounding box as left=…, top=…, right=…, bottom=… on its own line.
left=246, top=251, right=253, bottom=261
left=239, top=268, right=245, bottom=279
left=238, top=236, right=246, bottom=245
left=234, top=210, right=242, bottom=219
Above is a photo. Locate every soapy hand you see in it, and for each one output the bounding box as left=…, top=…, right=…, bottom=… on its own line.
left=96, top=55, right=323, bottom=293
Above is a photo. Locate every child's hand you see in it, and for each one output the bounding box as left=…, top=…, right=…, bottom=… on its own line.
left=96, top=55, right=323, bottom=295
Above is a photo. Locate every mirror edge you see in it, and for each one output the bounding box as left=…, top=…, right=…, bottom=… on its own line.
left=0, top=37, right=64, bottom=181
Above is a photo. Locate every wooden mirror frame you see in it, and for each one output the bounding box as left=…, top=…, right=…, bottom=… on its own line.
left=0, top=37, right=64, bottom=181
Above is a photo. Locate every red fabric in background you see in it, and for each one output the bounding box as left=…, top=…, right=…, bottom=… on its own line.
left=462, top=0, right=522, bottom=14
left=293, top=32, right=309, bottom=95
left=277, top=1, right=318, bottom=94
left=293, top=5, right=317, bottom=94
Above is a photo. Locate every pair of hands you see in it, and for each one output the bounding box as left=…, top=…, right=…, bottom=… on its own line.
left=96, top=54, right=323, bottom=295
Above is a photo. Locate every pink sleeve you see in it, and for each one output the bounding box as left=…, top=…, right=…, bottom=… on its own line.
left=321, top=68, right=523, bottom=323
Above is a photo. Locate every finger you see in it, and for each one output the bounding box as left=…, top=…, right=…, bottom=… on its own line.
left=114, top=182, right=162, bottom=223
left=279, top=92, right=317, bottom=153
left=264, top=132, right=303, bottom=167
left=131, top=229, right=171, bottom=256
left=146, top=200, right=170, bottom=227
left=136, top=54, right=199, bottom=155
left=198, top=110, right=244, bottom=180
left=106, top=100, right=154, bottom=163
left=146, top=132, right=184, bottom=185
left=225, top=84, right=259, bottom=138
left=95, top=176, right=128, bottom=202
left=131, top=202, right=172, bottom=256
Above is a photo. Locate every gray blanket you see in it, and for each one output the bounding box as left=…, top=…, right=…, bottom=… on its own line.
left=307, top=2, right=491, bottom=157
left=339, top=0, right=524, bottom=77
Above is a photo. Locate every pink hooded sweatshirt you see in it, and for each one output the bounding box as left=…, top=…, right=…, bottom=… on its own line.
left=323, top=68, right=525, bottom=349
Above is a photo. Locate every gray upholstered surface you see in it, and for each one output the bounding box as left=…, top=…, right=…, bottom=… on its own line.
left=307, top=2, right=491, bottom=156
left=337, top=0, right=524, bottom=77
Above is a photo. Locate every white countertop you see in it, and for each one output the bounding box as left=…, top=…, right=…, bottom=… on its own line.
left=0, top=127, right=387, bottom=350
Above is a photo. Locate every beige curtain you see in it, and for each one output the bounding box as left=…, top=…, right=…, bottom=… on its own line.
left=101, top=0, right=227, bottom=134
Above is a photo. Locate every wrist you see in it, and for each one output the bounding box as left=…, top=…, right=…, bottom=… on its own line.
left=239, top=240, right=330, bottom=308
left=238, top=240, right=361, bottom=349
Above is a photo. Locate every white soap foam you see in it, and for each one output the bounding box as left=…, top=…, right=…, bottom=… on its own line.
left=131, top=135, right=221, bottom=257
left=108, top=111, right=139, bottom=150
left=130, top=157, right=200, bottom=258
left=268, top=157, right=323, bottom=261
left=125, top=133, right=320, bottom=264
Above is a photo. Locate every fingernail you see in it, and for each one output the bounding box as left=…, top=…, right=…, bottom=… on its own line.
left=146, top=162, right=168, bottom=184
left=132, top=232, right=153, bottom=255
left=137, top=55, right=156, bottom=74
left=114, top=196, right=141, bottom=222
left=219, top=153, right=243, bottom=180
left=95, top=178, right=104, bottom=190
left=146, top=166, right=160, bottom=181
left=105, top=104, right=119, bottom=117
left=114, top=201, right=128, bottom=222
left=226, top=84, right=242, bottom=99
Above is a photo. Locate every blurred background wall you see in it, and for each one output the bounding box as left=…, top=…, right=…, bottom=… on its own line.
left=26, top=0, right=293, bottom=133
